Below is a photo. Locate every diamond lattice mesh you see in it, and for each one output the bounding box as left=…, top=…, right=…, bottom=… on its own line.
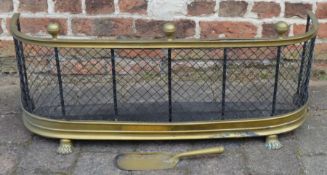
left=16, top=37, right=314, bottom=122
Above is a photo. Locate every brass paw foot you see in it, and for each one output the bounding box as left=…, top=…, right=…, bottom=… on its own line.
left=265, top=135, right=283, bottom=150
left=57, top=139, right=73, bottom=154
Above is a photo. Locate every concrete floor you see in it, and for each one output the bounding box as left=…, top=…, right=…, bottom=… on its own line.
left=0, top=74, right=326, bottom=175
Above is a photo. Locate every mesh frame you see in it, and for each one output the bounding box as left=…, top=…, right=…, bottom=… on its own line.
left=13, top=22, right=316, bottom=123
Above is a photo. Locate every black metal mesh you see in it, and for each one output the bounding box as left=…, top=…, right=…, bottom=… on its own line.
left=224, top=47, right=277, bottom=118
left=58, top=48, right=114, bottom=119
left=277, top=43, right=304, bottom=113
left=14, top=40, right=315, bottom=122
left=19, top=44, right=61, bottom=116
left=13, top=17, right=316, bottom=122
left=114, top=49, right=169, bottom=121
left=171, top=49, right=223, bottom=121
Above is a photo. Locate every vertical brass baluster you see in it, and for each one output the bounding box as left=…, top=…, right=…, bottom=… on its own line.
left=163, top=23, right=176, bottom=122
left=266, top=21, right=289, bottom=150
left=48, top=23, right=66, bottom=116
left=48, top=23, right=73, bottom=154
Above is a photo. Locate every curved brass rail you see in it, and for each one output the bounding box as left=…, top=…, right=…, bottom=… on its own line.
left=22, top=103, right=308, bottom=140
left=11, top=11, right=318, bottom=48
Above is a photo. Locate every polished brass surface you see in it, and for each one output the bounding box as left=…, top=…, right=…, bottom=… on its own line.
left=47, top=23, right=60, bottom=39
left=21, top=104, right=307, bottom=140
left=116, top=147, right=224, bottom=171
left=275, top=21, right=289, bottom=38
left=163, top=23, right=176, bottom=41
left=57, top=139, right=73, bottom=154
left=265, top=135, right=283, bottom=150
left=172, top=146, right=224, bottom=158
left=10, top=11, right=318, bottom=48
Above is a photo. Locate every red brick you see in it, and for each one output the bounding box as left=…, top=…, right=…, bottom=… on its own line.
left=187, top=1, right=215, bottom=16
left=316, top=2, right=327, bottom=19
left=172, top=48, right=276, bottom=61
left=86, top=0, right=114, bottom=14
left=49, top=49, right=114, bottom=75
left=252, top=2, right=280, bottom=18
left=49, top=59, right=109, bottom=75
left=8, top=44, right=53, bottom=73
left=171, top=49, right=224, bottom=60
left=54, top=0, right=82, bottom=14
left=318, top=23, right=327, bottom=39
left=293, top=24, right=306, bottom=35
left=25, top=57, right=51, bottom=73
left=116, top=49, right=165, bottom=59
left=119, top=0, right=147, bottom=15
left=262, top=24, right=277, bottom=38
left=92, top=18, right=133, bottom=37
left=63, top=60, right=108, bottom=75
left=19, top=0, right=48, bottom=13
left=135, top=19, right=165, bottom=38
left=135, top=19, right=195, bottom=39
left=174, top=20, right=196, bottom=38
left=115, top=60, right=160, bottom=75
left=130, top=60, right=160, bottom=74
left=72, top=18, right=134, bottom=37
left=20, top=18, right=67, bottom=35
left=285, top=3, right=312, bottom=18
left=0, top=40, right=15, bottom=57
left=19, top=44, right=53, bottom=57
left=227, top=47, right=277, bottom=60
left=219, top=1, right=248, bottom=17
left=0, top=0, right=13, bottom=12
left=261, top=23, right=290, bottom=38
left=200, top=21, right=257, bottom=39
left=71, top=18, right=93, bottom=35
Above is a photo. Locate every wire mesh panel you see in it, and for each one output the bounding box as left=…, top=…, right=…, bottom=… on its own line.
left=13, top=18, right=316, bottom=124
left=21, top=45, right=117, bottom=120
left=114, top=49, right=169, bottom=122
left=276, top=44, right=304, bottom=114
left=224, top=47, right=277, bottom=119
left=15, top=40, right=315, bottom=122
left=297, top=38, right=316, bottom=105
left=171, top=49, right=223, bottom=121
left=56, top=48, right=114, bottom=120
left=20, top=44, right=62, bottom=118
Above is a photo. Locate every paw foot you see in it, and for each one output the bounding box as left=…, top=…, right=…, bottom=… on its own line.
left=57, top=139, right=73, bottom=154
left=265, top=135, right=283, bottom=150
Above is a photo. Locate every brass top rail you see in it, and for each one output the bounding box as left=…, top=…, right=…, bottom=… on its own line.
left=10, top=11, right=318, bottom=48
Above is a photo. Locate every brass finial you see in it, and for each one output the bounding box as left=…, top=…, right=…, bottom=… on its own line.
left=274, top=21, right=289, bottom=38
left=47, top=23, right=60, bottom=39
left=163, top=23, right=176, bottom=41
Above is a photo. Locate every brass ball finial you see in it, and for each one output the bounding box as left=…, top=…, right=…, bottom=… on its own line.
left=163, top=23, right=176, bottom=41
left=274, top=21, right=289, bottom=38
left=47, top=23, right=60, bottom=39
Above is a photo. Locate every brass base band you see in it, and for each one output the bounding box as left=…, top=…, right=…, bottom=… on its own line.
left=22, top=104, right=308, bottom=140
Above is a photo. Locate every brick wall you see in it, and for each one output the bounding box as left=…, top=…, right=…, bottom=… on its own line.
left=1, top=0, right=326, bottom=39
left=0, top=0, right=327, bottom=71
